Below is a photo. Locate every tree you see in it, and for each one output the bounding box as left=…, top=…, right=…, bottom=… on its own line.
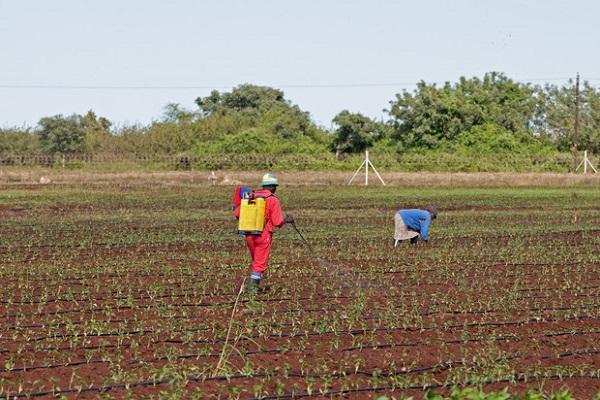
left=260, top=103, right=318, bottom=140
left=195, top=84, right=287, bottom=116
left=331, top=111, right=385, bottom=158
left=161, top=103, right=197, bottom=123
left=193, top=84, right=329, bottom=154
left=38, top=114, right=86, bottom=154
left=538, top=81, right=600, bottom=153
left=387, top=72, right=539, bottom=149
left=81, top=111, right=112, bottom=152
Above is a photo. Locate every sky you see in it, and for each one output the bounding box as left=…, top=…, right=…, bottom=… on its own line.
left=1, top=0, right=599, bottom=129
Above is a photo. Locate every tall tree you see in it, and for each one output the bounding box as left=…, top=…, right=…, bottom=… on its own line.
left=38, top=114, right=87, bottom=154
left=538, top=81, right=600, bottom=153
left=195, top=84, right=326, bottom=143
left=81, top=111, right=112, bottom=152
left=331, top=111, right=385, bottom=158
left=387, top=72, right=539, bottom=149
left=195, top=84, right=287, bottom=116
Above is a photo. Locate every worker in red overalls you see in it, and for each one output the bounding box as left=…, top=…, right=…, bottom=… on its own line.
left=233, top=173, right=294, bottom=292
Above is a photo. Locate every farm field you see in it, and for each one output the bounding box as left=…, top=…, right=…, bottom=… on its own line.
left=1, top=180, right=599, bottom=399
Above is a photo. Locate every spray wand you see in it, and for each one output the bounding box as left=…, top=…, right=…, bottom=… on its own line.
left=289, top=221, right=316, bottom=254
left=287, top=216, right=331, bottom=268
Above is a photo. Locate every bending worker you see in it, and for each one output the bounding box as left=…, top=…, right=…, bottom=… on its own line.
left=394, top=206, right=438, bottom=247
left=234, top=173, right=294, bottom=291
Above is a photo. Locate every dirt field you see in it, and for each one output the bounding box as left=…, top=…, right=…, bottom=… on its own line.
left=1, top=176, right=599, bottom=398
left=1, top=169, right=600, bottom=187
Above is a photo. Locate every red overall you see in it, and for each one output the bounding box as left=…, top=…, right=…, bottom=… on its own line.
left=234, top=189, right=284, bottom=274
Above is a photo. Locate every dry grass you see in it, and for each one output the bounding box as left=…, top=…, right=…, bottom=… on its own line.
left=0, top=168, right=599, bottom=187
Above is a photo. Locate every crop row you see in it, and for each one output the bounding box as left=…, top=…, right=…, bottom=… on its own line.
left=1, top=184, right=598, bottom=398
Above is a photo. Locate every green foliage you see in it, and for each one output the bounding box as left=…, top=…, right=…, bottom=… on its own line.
left=260, top=103, right=320, bottom=141
left=144, top=121, right=195, bottom=155
left=38, top=114, right=87, bottom=154
left=195, top=128, right=326, bottom=156
left=332, top=110, right=387, bottom=157
left=199, top=128, right=272, bottom=154
left=31, top=111, right=113, bottom=156
left=388, top=72, right=538, bottom=150
left=374, top=387, right=578, bottom=400
left=196, top=84, right=287, bottom=116
left=0, top=127, right=39, bottom=154
left=1, top=74, right=598, bottom=170
left=81, top=111, right=112, bottom=153
left=450, top=123, right=556, bottom=156
left=103, top=105, right=198, bottom=156
left=190, top=84, right=329, bottom=156
left=161, top=103, right=198, bottom=123
left=537, top=81, right=600, bottom=153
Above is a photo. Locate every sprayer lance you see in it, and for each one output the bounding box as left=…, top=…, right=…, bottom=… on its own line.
left=290, top=222, right=315, bottom=253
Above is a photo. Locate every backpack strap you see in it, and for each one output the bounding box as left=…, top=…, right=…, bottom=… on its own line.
left=254, top=192, right=273, bottom=199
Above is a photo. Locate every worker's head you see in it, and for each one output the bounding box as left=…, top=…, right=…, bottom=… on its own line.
left=426, top=206, right=438, bottom=220
left=261, top=173, right=279, bottom=193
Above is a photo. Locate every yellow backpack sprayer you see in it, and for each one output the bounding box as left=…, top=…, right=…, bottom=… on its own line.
left=238, top=191, right=268, bottom=235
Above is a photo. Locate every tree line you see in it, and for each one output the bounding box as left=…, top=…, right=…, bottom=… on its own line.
left=1, top=72, right=598, bottom=161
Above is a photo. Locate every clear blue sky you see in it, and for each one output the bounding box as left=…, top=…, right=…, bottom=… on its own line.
left=1, top=0, right=599, bottom=129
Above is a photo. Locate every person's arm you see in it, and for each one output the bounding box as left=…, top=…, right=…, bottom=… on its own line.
left=420, top=213, right=432, bottom=241
left=269, top=197, right=285, bottom=228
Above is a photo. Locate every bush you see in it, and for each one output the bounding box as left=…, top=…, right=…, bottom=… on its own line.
left=451, top=123, right=556, bottom=156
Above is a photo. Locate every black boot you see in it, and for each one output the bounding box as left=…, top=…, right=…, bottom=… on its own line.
left=410, top=236, right=418, bottom=246
left=246, top=278, right=260, bottom=292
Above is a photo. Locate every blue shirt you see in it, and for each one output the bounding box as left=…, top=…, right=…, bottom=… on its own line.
left=398, top=209, right=432, bottom=241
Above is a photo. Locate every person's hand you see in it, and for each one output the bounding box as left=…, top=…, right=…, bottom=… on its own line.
left=284, top=213, right=295, bottom=225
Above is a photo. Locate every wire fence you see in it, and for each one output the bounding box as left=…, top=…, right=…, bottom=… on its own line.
left=0, top=153, right=597, bottom=173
